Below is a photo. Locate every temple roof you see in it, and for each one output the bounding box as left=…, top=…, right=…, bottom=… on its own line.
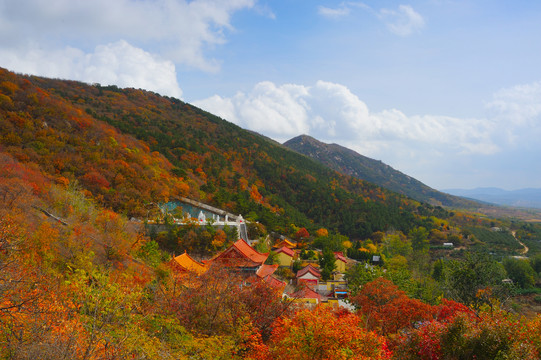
left=334, top=252, right=348, bottom=263
left=211, top=239, right=269, bottom=267
left=274, top=246, right=295, bottom=257
left=289, top=286, right=321, bottom=300
left=172, top=251, right=207, bottom=275
left=297, top=265, right=321, bottom=279
left=262, top=275, right=286, bottom=289
left=256, top=264, right=279, bottom=278
left=275, top=238, right=297, bottom=249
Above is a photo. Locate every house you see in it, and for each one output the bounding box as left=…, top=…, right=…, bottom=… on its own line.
left=334, top=252, right=348, bottom=273
left=274, top=246, right=295, bottom=267
left=171, top=251, right=207, bottom=275
left=256, top=264, right=279, bottom=279
left=210, top=238, right=268, bottom=274
left=287, top=286, right=321, bottom=306
left=296, top=265, right=321, bottom=288
left=261, top=274, right=287, bottom=290
left=274, top=238, right=297, bottom=249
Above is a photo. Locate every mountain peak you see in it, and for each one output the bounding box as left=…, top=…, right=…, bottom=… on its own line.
left=284, top=135, right=477, bottom=208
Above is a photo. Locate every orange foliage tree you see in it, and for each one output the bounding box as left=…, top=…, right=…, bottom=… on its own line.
left=265, top=306, right=391, bottom=360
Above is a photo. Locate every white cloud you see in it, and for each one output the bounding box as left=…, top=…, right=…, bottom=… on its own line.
left=0, top=0, right=254, bottom=71
left=486, top=81, right=541, bottom=127
left=195, top=81, right=311, bottom=137
left=0, top=0, right=254, bottom=97
left=379, top=4, right=425, bottom=36
left=195, top=79, right=541, bottom=189
left=318, top=4, right=351, bottom=18
left=0, top=40, right=183, bottom=99
left=193, top=80, right=497, bottom=157
left=318, top=2, right=370, bottom=19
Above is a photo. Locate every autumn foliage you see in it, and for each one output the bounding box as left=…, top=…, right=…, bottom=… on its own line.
left=3, top=67, right=541, bottom=359
left=351, top=277, right=434, bottom=335
left=266, top=306, right=391, bottom=360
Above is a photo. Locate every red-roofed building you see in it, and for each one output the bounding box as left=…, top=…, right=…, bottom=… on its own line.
left=210, top=239, right=269, bottom=274
left=274, top=238, right=297, bottom=249
left=256, top=264, right=279, bottom=279
left=274, top=246, right=295, bottom=267
left=334, top=252, right=348, bottom=273
left=288, top=286, right=321, bottom=306
left=262, top=275, right=287, bottom=290
left=296, top=265, right=321, bottom=288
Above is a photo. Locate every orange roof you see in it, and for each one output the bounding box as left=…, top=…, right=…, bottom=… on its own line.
left=275, top=238, right=297, bottom=249
left=211, top=239, right=269, bottom=267
left=275, top=246, right=295, bottom=257
left=234, top=239, right=268, bottom=263
left=256, top=264, right=279, bottom=278
left=172, top=252, right=207, bottom=275
left=297, top=265, right=321, bottom=279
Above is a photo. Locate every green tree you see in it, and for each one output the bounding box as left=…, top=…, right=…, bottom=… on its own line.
left=381, top=231, right=412, bottom=258
left=345, top=263, right=385, bottom=296
left=319, top=248, right=336, bottom=281
left=444, top=252, right=507, bottom=310
left=530, top=253, right=541, bottom=274
left=503, top=257, right=536, bottom=289
left=409, top=226, right=429, bottom=253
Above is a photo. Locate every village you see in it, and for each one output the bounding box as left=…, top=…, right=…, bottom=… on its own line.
left=159, top=197, right=362, bottom=308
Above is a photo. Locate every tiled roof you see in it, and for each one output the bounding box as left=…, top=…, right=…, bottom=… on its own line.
left=172, top=252, right=207, bottom=275
left=275, top=246, right=295, bottom=257
left=256, top=264, right=279, bottom=278
left=233, top=239, right=268, bottom=264
left=290, top=286, right=321, bottom=300
left=211, top=239, right=269, bottom=267
left=263, top=275, right=286, bottom=289
left=296, top=265, right=321, bottom=279
left=334, top=252, right=348, bottom=263
left=275, top=239, right=297, bottom=248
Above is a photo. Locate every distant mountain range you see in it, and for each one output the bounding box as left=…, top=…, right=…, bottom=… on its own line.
left=442, top=188, right=541, bottom=209
left=283, top=135, right=479, bottom=208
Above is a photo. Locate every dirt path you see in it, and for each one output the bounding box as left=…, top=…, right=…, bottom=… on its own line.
left=512, top=231, right=529, bottom=255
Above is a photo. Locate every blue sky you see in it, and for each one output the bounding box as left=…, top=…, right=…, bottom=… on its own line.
left=1, top=0, right=540, bottom=190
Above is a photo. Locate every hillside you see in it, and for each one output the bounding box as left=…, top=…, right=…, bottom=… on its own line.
left=3, top=68, right=541, bottom=359
left=0, top=67, right=447, bottom=240
left=284, top=134, right=478, bottom=208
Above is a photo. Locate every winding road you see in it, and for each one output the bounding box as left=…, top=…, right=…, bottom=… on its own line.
left=512, top=231, right=529, bottom=255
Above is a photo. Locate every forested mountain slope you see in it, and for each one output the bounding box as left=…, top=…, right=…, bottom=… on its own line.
left=0, top=67, right=447, bottom=239
left=284, top=134, right=478, bottom=208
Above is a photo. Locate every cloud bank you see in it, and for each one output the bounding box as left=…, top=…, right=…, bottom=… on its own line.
left=194, top=79, right=541, bottom=188
left=0, top=40, right=183, bottom=99
left=0, top=0, right=254, bottom=98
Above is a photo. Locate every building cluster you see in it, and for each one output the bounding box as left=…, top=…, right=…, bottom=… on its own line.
left=172, top=237, right=353, bottom=308
left=164, top=197, right=354, bottom=307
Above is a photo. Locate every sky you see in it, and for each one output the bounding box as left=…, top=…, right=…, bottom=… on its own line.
left=1, top=0, right=540, bottom=191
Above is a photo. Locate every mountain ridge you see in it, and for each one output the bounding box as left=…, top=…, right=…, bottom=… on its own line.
left=443, top=187, right=541, bottom=209
left=0, top=67, right=443, bottom=240
left=283, top=134, right=478, bottom=208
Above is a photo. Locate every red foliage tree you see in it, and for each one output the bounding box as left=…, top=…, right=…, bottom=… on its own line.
left=350, top=277, right=434, bottom=335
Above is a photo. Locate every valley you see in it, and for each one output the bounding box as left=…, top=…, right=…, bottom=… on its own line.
left=1, top=68, right=541, bottom=359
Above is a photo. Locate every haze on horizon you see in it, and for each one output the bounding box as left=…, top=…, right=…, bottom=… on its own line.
left=1, top=0, right=540, bottom=191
